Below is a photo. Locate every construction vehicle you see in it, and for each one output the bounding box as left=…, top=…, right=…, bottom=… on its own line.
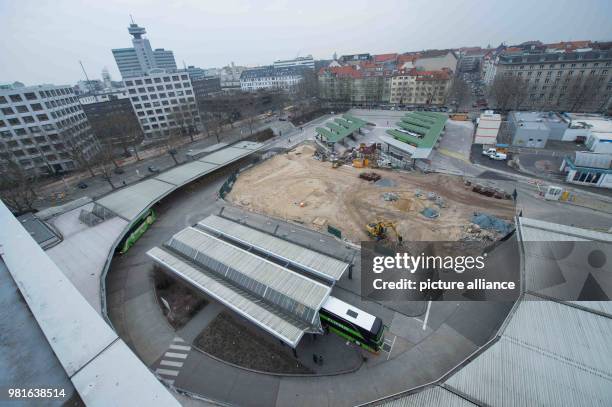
left=450, top=113, right=469, bottom=121
left=353, top=158, right=369, bottom=168
left=359, top=172, right=381, bottom=182
left=366, top=220, right=403, bottom=244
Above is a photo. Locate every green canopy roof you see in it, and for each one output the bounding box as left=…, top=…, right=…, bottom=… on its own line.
left=385, top=111, right=447, bottom=149
left=316, top=114, right=367, bottom=143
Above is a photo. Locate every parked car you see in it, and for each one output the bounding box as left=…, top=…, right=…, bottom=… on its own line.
left=490, top=152, right=508, bottom=161
left=113, top=167, right=125, bottom=174
left=77, top=182, right=88, bottom=189
left=148, top=166, right=160, bottom=173
left=482, top=147, right=497, bottom=157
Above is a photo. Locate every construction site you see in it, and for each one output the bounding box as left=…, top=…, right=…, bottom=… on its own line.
left=227, top=143, right=516, bottom=243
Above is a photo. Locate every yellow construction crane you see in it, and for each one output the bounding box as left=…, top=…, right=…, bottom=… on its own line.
left=366, top=220, right=403, bottom=244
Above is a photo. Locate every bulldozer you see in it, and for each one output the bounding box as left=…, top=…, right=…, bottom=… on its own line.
left=366, top=220, right=403, bottom=244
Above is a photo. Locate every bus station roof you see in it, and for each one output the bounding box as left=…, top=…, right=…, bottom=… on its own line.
left=386, top=111, right=447, bottom=149
left=147, top=247, right=310, bottom=347
left=149, top=226, right=332, bottom=347
left=96, top=142, right=263, bottom=220
left=316, top=114, right=367, bottom=143
left=197, top=215, right=349, bottom=283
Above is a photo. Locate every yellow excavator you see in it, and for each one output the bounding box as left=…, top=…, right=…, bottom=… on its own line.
left=366, top=220, right=403, bottom=244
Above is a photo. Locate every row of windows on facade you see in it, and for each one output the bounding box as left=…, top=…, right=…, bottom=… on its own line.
left=505, top=61, right=612, bottom=70
left=1, top=96, right=80, bottom=116
left=124, top=75, right=189, bottom=86
left=0, top=87, right=74, bottom=105
left=130, top=91, right=193, bottom=103
left=1, top=121, right=90, bottom=141
left=128, top=82, right=191, bottom=94
left=0, top=112, right=87, bottom=129
left=137, top=110, right=199, bottom=124
left=506, top=69, right=609, bottom=78
left=1, top=103, right=82, bottom=122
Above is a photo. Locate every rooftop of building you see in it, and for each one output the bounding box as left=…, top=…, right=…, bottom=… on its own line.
left=386, top=111, right=447, bottom=149
left=510, top=111, right=568, bottom=124
left=240, top=65, right=307, bottom=80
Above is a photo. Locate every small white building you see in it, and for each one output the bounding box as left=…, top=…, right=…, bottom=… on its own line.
left=560, top=151, right=612, bottom=189
left=273, top=55, right=315, bottom=70
left=474, top=111, right=501, bottom=146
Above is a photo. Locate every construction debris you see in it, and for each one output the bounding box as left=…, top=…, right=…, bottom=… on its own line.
left=382, top=192, right=399, bottom=201
left=471, top=212, right=513, bottom=234
left=421, top=207, right=440, bottom=219
left=374, top=178, right=396, bottom=187
left=359, top=172, right=382, bottom=182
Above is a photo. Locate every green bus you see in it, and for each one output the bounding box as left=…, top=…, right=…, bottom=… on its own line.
left=319, top=295, right=385, bottom=353
left=118, top=209, right=157, bottom=254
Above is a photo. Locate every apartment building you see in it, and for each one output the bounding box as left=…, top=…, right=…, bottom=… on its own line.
left=318, top=65, right=391, bottom=104
left=490, top=46, right=612, bottom=112
left=79, top=91, right=142, bottom=145
left=0, top=83, right=98, bottom=174
left=240, top=66, right=304, bottom=92
left=123, top=71, right=200, bottom=140
left=389, top=69, right=452, bottom=105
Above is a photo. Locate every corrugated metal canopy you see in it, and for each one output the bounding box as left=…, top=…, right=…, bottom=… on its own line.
left=199, top=145, right=260, bottom=165
left=154, top=160, right=218, bottom=186
left=166, top=227, right=331, bottom=325
left=95, top=178, right=175, bottom=221
left=197, top=215, right=348, bottom=282
left=147, top=247, right=308, bottom=347
left=377, top=386, right=476, bottom=407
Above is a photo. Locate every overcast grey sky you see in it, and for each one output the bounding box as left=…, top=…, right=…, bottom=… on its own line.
left=1, top=0, right=611, bottom=85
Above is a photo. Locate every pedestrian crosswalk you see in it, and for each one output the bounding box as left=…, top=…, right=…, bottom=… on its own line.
left=155, top=336, right=191, bottom=386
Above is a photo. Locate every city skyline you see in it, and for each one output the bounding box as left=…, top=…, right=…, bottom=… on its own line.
left=1, top=0, right=611, bottom=85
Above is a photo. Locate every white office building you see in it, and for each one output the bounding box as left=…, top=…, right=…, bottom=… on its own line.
left=0, top=84, right=98, bottom=174
left=240, top=66, right=304, bottom=92
left=273, top=55, right=315, bottom=70
left=123, top=71, right=200, bottom=140
left=112, top=22, right=177, bottom=78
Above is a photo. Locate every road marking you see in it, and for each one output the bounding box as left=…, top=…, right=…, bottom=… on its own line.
left=386, top=335, right=397, bottom=360
left=160, top=360, right=184, bottom=368
left=422, top=300, right=432, bottom=331
left=162, top=379, right=175, bottom=386
left=169, top=344, right=191, bottom=351
left=165, top=352, right=188, bottom=359
left=156, top=368, right=180, bottom=377
left=173, top=337, right=185, bottom=343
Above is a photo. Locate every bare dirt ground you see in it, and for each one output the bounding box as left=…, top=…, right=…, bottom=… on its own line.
left=227, top=144, right=515, bottom=243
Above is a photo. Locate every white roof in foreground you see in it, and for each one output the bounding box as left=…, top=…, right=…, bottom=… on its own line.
left=198, top=215, right=348, bottom=282
left=0, top=201, right=179, bottom=406
left=96, top=178, right=175, bottom=220
left=147, top=247, right=308, bottom=347
left=372, top=218, right=612, bottom=407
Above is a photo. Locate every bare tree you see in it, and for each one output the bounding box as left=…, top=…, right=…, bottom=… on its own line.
left=96, top=141, right=118, bottom=189
left=168, top=102, right=199, bottom=142
left=489, top=75, right=529, bottom=111
left=165, top=128, right=182, bottom=165
left=447, top=77, right=469, bottom=108
left=62, top=131, right=98, bottom=178
left=565, top=74, right=605, bottom=112
left=108, top=112, right=143, bottom=161
left=0, top=142, right=39, bottom=213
